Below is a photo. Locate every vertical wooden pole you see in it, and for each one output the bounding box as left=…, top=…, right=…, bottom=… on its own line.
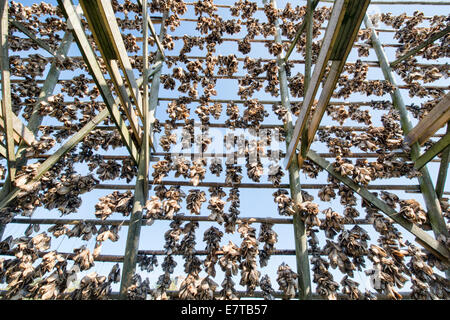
left=300, top=0, right=314, bottom=161
left=119, top=146, right=147, bottom=299
left=265, top=0, right=312, bottom=300
left=304, top=0, right=313, bottom=93
left=0, top=0, right=14, bottom=241
left=119, top=5, right=167, bottom=299
left=1, top=0, right=16, bottom=182
left=364, top=15, right=449, bottom=239
left=148, top=11, right=168, bottom=149
left=142, top=0, right=150, bottom=193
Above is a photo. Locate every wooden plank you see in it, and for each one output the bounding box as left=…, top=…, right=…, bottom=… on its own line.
left=58, top=0, right=139, bottom=164
left=436, top=124, right=450, bottom=199
left=405, top=93, right=450, bottom=146
left=0, top=108, right=109, bottom=211
left=302, top=1, right=370, bottom=164
left=284, top=0, right=348, bottom=169
left=307, top=149, right=450, bottom=264
left=9, top=20, right=66, bottom=60
left=78, top=0, right=142, bottom=144
left=108, top=59, right=143, bottom=143
left=414, top=131, right=450, bottom=170
left=299, top=60, right=342, bottom=168
left=390, top=25, right=450, bottom=67
left=297, top=0, right=370, bottom=168
left=1, top=0, right=16, bottom=182
left=96, top=0, right=144, bottom=118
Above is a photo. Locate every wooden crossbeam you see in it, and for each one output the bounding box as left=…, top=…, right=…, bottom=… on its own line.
left=58, top=0, right=139, bottom=164
left=414, top=131, right=450, bottom=170
left=390, top=25, right=450, bottom=68
left=108, top=59, right=143, bottom=143
left=9, top=19, right=67, bottom=60
left=284, top=0, right=347, bottom=169
left=436, top=124, right=450, bottom=199
left=0, top=108, right=109, bottom=211
left=307, top=149, right=450, bottom=265
left=299, top=1, right=370, bottom=166
left=405, top=93, right=450, bottom=146
left=285, top=0, right=370, bottom=169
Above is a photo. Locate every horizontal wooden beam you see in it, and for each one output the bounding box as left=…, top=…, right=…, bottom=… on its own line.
left=405, top=93, right=450, bottom=146
left=88, top=181, right=424, bottom=191
left=20, top=55, right=448, bottom=69
left=0, top=179, right=429, bottom=192
left=9, top=216, right=374, bottom=226
left=9, top=78, right=449, bottom=91
left=307, top=149, right=450, bottom=264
